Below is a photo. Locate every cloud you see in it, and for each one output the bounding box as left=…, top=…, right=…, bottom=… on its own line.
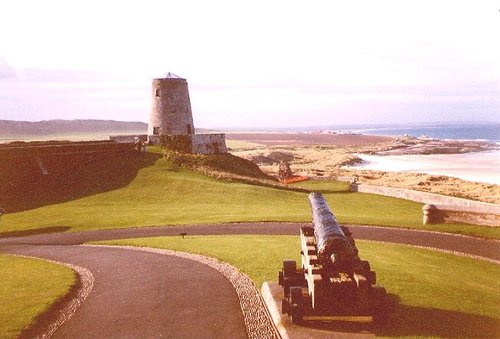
left=1, top=1, right=498, bottom=126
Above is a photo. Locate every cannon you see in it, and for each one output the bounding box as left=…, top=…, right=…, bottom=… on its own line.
left=278, top=192, right=391, bottom=324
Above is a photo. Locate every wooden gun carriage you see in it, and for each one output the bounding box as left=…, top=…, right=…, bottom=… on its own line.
left=278, top=192, right=391, bottom=324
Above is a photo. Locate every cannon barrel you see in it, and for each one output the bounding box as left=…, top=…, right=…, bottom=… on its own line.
left=308, top=192, right=355, bottom=266
left=279, top=193, right=391, bottom=324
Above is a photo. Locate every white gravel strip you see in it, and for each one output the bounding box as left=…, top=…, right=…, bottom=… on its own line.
left=347, top=224, right=500, bottom=243
left=10, top=254, right=94, bottom=339
left=85, top=244, right=281, bottom=339
left=362, top=240, right=500, bottom=265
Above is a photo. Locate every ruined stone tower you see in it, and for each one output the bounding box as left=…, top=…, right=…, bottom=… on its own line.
left=147, top=72, right=227, bottom=154
left=148, top=72, right=195, bottom=143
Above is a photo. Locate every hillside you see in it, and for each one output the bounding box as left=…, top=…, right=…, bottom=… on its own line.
left=0, top=119, right=148, bottom=136
left=0, top=146, right=160, bottom=213
left=0, top=144, right=273, bottom=214
left=1, top=145, right=498, bottom=239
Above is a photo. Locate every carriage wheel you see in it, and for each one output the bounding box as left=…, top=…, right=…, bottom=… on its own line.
left=281, top=298, right=289, bottom=315
left=290, top=286, right=303, bottom=324
left=371, top=286, right=389, bottom=325
left=283, top=260, right=297, bottom=276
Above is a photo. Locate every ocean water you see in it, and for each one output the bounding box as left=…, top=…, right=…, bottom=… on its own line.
left=354, top=123, right=500, bottom=142
left=345, top=123, right=500, bottom=185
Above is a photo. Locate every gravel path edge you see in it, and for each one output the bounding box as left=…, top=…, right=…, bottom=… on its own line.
left=364, top=240, right=500, bottom=265
left=9, top=254, right=94, bottom=339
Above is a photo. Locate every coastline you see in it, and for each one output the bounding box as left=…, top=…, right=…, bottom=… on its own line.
left=228, top=132, right=500, bottom=204
left=352, top=149, right=500, bottom=185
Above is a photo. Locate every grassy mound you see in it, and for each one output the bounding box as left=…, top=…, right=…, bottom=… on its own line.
left=0, top=147, right=274, bottom=214
left=1, top=147, right=498, bottom=238
left=163, top=150, right=273, bottom=180
left=0, top=150, right=160, bottom=213
left=0, top=154, right=427, bottom=234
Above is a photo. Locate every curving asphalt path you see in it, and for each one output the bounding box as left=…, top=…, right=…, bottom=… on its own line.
left=1, top=223, right=499, bottom=338
left=2, top=223, right=498, bottom=261
left=3, top=244, right=248, bottom=339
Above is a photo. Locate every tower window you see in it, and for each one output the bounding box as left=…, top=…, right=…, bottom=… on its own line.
left=153, top=127, right=160, bottom=135
left=155, top=89, right=160, bottom=97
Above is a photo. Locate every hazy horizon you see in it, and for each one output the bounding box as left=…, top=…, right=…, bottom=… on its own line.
left=1, top=117, right=498, bottom=132
left=1, top=1, right=499, bottom=128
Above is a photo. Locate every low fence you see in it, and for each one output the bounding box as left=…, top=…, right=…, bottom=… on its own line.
left=351, top=183, right=500, bottom=227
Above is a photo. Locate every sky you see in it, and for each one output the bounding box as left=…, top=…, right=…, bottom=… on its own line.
left=0, top=0, right=499, bottom=129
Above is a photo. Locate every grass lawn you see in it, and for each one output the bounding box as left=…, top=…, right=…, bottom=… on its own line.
left=0, top=254, right=76, bottom=339
left=96, top=235, right=500, bottom=338
left=2, top=153, right=498, bottom=239
left=225, top=139, right=264, bottom=150
left=293, top=180, right=500, bottom=239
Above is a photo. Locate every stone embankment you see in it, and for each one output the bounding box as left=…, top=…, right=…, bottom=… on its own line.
left=352, top=183, right=500, bottom=227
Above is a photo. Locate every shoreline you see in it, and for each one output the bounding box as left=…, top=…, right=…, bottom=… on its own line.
left=350, top=149, right=500, bottom=186
left=228, top=132, right=500, bottom=204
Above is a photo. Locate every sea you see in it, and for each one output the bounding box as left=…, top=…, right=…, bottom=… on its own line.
left=352, top=123, right=500, bottom=142
left=345, top=123, right=500, bottom=185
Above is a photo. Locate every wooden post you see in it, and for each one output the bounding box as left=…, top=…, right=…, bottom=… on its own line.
left=423, top=204, right=443, bottom=224
left=349, top=177, right=358, bottom=192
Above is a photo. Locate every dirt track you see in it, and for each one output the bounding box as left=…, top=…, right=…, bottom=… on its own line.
left=1, top=223, right=499, bottom=338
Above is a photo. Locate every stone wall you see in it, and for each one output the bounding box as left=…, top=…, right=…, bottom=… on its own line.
left=159, top=135, right=193, bottom=153
left=158, top=133, right=227, bottom=154
left=352, top=183, right=500, bottom=226
left=191, top=134, right=227, bottom=154
left=109, top=135, right=147, bottom=143
left=423, top=204, right=500, bottom=227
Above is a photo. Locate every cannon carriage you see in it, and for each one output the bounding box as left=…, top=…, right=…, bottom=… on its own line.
left=278, top=192, right=391, bottom=324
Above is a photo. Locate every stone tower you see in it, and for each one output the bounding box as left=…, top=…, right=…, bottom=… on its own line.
left=148, top=72, right=195, bottom=143
left=146, top=72, right=227, bottom=154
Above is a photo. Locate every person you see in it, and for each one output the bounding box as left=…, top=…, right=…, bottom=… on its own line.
left=278, top=161, right=293, bottom=181
left=134, top=138, right=144, bottom=153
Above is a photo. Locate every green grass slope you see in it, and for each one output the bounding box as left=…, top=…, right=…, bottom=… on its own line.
left=0, top=254, right=76, bottom=338
left=97, top=235, right=500, bottom=338
left=1, top=150, right=498, bottom=239
left=0, top=150, right=160, bottom=212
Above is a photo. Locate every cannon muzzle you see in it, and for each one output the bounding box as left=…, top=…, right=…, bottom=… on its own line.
left=308, top=192, right=355, bottom=266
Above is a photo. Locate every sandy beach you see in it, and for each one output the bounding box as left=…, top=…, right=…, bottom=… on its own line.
left=353, top=150, right=500, bottom=185
left=227, top=133, right=500, bottom=204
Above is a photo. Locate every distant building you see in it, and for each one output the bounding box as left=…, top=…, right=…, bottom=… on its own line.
left=147, top=73, right=227, bottom=154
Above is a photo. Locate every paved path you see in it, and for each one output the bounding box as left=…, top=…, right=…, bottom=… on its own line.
left=1, top=223, right=499, bottom=338
left=2, top=223, right=498, bottom=261
left=3, top=244, right=248, bottom=339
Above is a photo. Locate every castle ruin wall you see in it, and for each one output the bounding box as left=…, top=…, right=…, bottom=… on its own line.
left=191, top=134, right=227, bottom=154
